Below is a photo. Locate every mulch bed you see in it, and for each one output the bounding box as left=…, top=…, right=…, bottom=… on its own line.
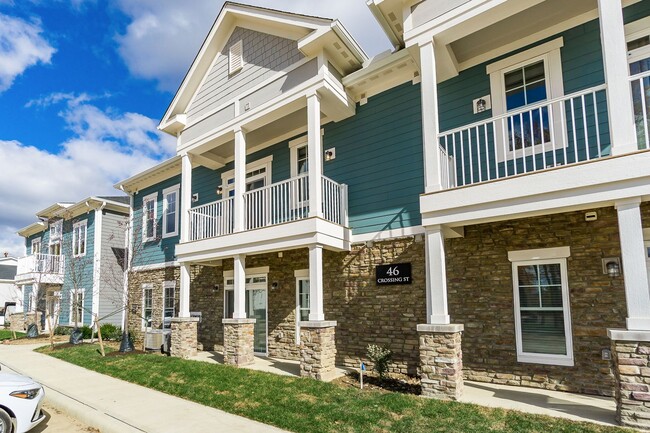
left=333, top=370, right=421, bottom=395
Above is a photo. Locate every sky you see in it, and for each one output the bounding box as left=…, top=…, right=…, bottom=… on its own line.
left=0, top=0, right=392, bottom=257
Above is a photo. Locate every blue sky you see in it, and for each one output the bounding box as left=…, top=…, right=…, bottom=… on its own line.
left=0, top=0, right=391, bottom=256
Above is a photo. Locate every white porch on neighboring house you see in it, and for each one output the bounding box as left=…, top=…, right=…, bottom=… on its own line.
left=15, top=253, right=65, bottom=285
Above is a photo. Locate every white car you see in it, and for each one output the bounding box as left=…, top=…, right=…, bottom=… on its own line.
left=0, top=369, right=45, bottom=433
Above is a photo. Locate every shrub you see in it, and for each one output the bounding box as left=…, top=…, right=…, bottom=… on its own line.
left=367, top=344, right=392, bottom=380
left=99, top=323, right=121, bottom=340
left=54, top=326, right=71, bottom=335
left=80, top=325, right=93, bottom=339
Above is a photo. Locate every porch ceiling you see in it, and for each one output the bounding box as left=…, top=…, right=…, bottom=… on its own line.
left=450, top=0, right=596, bottom=67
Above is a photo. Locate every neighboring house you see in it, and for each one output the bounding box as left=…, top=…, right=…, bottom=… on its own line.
left=15, top=197, right=129, bottom=329
left=115, top=0, right=650, bottom=429
left=0, top=256, right=20, bottom=324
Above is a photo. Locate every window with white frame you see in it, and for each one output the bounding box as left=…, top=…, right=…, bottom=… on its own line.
left=229, top=40, right=243, bottom=75
left=142, top=193, right=157, bottom=242
left=49, top=220, right=62, bottom=242
left=220, top=156, right=273, bottom=198
left=626, top=17, right=650, bottom=149
left=163, top=281, right=176, bottom=327
left=509, top=247, right=573, bottom=366
left=488, top=38, right=565, bottom=160
left=162, top=185, right=180, bottom=238
left=69, top=288, right=84, bottom=325
left=72, top=221, right=87, bottom=257
left=142, top=284, right=153, bottom=329
left=289, top=136, right=308, bottom=177
left=294, top=269, right=310, bottom=345
left=31, top=238, right=41, bottom=255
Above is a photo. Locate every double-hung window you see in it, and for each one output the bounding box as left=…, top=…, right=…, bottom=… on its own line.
left=72, top=221, right=87, bottom=257
left=31, top=239, right=41, bottom=255
left=626, top=17, right=650, bottom=148
left=509, top=247, right=573, bottom=366
left=142, top=284, right=153, bottom=329
left=142, top=193, right=157, bottom=242
left=162, top=185, right=180, bottom=238
left=50, top=220, right=62, bottom=243
left=488, top=38, right=565, bottom=161
left=163, top=281, right=176, bottom=328
left=289, top=136, right=309, bottom=211
left=69, top=288, right=84, bottom=325
left=294, top=269, right=310, bottom=345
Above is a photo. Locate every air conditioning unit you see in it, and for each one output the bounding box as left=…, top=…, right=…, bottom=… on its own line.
left=144, top=330, right=171, bottom=353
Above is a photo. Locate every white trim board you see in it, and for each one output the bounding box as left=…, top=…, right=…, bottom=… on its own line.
left=508, top=247, right=570, bottom=262
left=223, top=266, right=270, bottom=278
left=131, top=261, right=180, bottom=272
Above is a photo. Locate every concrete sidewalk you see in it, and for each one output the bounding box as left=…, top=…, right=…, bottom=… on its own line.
left=0, top=343, right=290, bottom=433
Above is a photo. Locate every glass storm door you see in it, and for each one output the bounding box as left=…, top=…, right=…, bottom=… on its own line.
left=628, top=36, right=650, bottom=148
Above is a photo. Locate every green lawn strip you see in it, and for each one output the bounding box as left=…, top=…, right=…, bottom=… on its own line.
left=38, top=344, right=626, bottom=433
left=0, top=330, right=25, bottom=340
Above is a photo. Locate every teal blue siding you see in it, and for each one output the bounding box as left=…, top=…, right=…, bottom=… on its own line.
left=436, top=3, right=650, bottom=186
left=324, top=82, right=423, bottom=234
left=132, top=175, right=182, bottom=266
left=60, top=212, right=95, bottom=326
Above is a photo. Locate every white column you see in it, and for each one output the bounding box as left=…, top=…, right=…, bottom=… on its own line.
left=234, top=128, right=246, bottom=232
left=233, top=254, right=246, bottom=319
left=179, top=263, right=191, bottom=318
left=32, top=283, right=39, bottom=313
left=307, top=93, right=323, bottom=218
left=616, top=198, right=650, bottom=330
left=180, top=153, right=192, bottom=243
left=598, top=0, right=637, bottom=155
left=420, top=40, right=443, bottom=193
left=308, top=244, right=325, bottom=321
left=425, top=226, right=450, bottom=324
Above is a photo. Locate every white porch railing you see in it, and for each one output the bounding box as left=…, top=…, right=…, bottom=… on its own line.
left=17, top=253, right=65, bottom=275
left=188, top=175, right=347, bottom=241
left=437, top=84, right=609, bottom=189
left=188, top=197, right=234, bottom=241
left=630, top=70, right=650, bottom=151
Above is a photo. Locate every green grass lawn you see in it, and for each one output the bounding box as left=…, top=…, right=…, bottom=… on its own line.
left=0, top=330, right=24, bottom=340
left=39, top=344, right=627, bottom=433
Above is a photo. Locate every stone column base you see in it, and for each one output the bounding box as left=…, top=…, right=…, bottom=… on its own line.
left=417, top=324, right=464, bottom=400
left=8, top=312, right=42, bottom=333
left=170, top=317, right=199, bottom=359
left=608, top=329, right=650, bottom=429
left=300, top=321, right=337, bottom=381
left=223, top=318, right=256, bottom=366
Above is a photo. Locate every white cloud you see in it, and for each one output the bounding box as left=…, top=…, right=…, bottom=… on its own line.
left=0, top=96, right=175, bottom=257
left=0, top=13, right=55, bottom=92
left=114, top=0, right=391, bottom=92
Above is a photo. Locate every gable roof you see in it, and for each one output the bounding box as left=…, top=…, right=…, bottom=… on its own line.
left=159, top=1, right=367, bottom=134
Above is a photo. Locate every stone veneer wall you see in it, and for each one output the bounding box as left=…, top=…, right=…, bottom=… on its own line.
left=219, top=238, right=426, bottom=372
left=445, top=207, right=627, bottom=396
left=610, top=339, right=650, bottom=429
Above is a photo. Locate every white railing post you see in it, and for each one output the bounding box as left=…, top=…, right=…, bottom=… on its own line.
left=307, top=93, right=323, bottom=219
left=340, top=183, right=348, bottom=227
left=598, top=0, right=637, bottom=155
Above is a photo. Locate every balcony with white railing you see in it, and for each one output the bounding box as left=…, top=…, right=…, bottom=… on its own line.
left=184, top=175, right=348, bottom=251
left=421, top=78, right=650, bottom=228
left=437, top=79, right=650, bottom=191
left=15, top=254, right=65, bottom=284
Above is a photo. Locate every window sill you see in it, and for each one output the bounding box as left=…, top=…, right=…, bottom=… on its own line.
left=517, top=353, right=574, bottom=367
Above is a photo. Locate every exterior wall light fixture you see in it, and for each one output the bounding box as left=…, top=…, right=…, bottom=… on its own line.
left=216, top=186, right=223, bottom=195
left=271, top=282, right=279, bottom=290
left=602, top=257, right=621, bottom=277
